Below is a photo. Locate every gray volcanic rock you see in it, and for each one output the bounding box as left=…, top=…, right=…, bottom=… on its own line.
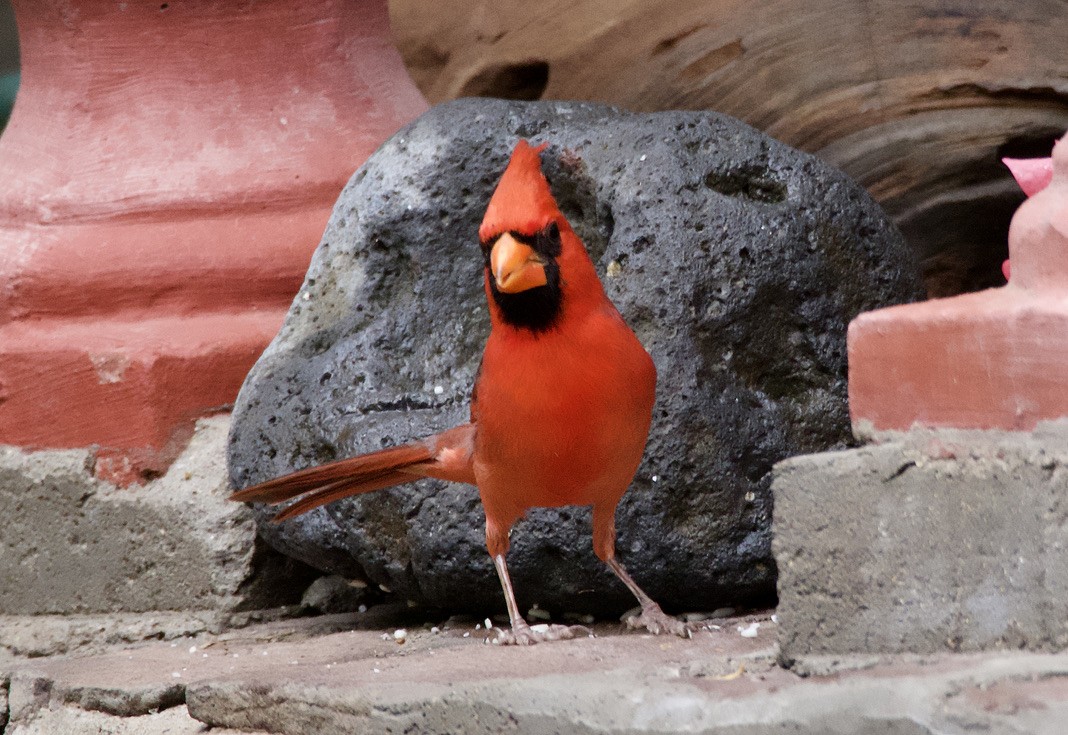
left=228, top=99, right=922, bottom=615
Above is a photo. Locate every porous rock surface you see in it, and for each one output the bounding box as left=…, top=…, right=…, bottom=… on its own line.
left=229, top=98, right=922, bottom=614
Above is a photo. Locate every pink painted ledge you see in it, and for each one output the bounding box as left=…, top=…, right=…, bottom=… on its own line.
left=0, top=0, right=427, bottom=484
left=849, top=131, right=1068, bottom=434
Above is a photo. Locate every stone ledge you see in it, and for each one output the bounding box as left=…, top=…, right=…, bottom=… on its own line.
left=773, top=422, right=1068, bottom=663
left=6, top=610, right=1068, bottom=734
left=3, top=703, right=266, bottom=735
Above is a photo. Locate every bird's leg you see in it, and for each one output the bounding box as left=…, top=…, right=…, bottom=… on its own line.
left=490, top=555, right=588, bottom=645
left=605, top=557, right=691, bottom=637
left=593, top=504, right=691, bottom=638
left=486, top=520, right=588, bottom=645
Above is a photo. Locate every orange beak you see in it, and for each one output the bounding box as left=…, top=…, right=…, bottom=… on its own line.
left=490, top=233, right=548, bottom=293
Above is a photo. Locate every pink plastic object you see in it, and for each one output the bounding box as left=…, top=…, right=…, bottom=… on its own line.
left=1001, top=156, right=1054, bottom=280
left=1004, top=157, right=1055, bottom=197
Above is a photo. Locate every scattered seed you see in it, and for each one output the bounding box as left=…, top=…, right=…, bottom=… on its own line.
left=737, top=622, right=760, bottom=638
left=713, top=664, right=746, bottom=681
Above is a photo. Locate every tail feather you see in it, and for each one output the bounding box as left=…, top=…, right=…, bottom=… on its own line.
left=229, top=424, right=477, bottom=523
left=229, top=442, right=434, bottom=506
left=271, top=470, right=416, bottom=522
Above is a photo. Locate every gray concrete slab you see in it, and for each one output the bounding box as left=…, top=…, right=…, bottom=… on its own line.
left=0, top=416, right=311, bottom=616
left=773, top=421, right=1068, bottom=663
left=0, top=611, right=226, bottom=660
left=5, top=609, right=1068, bottom=734
left=5, top=704, right=265, bottom=735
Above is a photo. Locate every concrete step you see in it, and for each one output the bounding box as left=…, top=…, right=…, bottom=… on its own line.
left=5, top=609, right=1068, bottom=734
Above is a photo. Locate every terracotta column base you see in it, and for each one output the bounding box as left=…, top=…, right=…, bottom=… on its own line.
left=0, top=210, right=327, bottom=484
left=0, top=0, right=427, bottom=484
left=1, top=312, right=287, bottom=485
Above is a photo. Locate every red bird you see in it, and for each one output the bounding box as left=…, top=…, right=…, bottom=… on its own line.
left=231, top=140, right=688, bottom=644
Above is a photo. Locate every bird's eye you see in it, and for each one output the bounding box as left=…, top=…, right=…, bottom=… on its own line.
left=535, top=221, right=562, bottom=258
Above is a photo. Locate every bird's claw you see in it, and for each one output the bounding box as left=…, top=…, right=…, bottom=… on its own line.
left=494, top=621, right=592, bottom=646
left=624, top=605, right=692, bottom=638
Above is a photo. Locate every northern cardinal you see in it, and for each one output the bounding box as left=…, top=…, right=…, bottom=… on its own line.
left=231, top=140, right=689, bottom=644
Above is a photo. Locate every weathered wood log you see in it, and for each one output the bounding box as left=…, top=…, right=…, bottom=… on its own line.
left=390, top=0, right=1068, bottom=296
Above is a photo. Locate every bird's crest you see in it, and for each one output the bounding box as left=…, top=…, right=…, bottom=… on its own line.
left=479, top=140, right=559, bottom=242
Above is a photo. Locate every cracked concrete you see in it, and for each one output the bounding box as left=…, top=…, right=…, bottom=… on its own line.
left=7, top=705, right=225, bottom=735
left=0, top=416, right=313, bottom=617
left=4, top=395, right=1068, bottom=733
left=3, top=609, right=1068, bottom=735
left=774, top=422, right=1068, bottom=663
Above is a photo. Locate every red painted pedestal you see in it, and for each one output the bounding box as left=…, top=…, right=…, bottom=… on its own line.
left=849, top=132, right=1068, bottom=433
left=0, top=0, right=427, bottom=483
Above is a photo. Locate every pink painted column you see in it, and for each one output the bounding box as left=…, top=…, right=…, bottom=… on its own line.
left=0, top=0, right=427, bottom=483
left=848, top=132, right=1068, bottom=433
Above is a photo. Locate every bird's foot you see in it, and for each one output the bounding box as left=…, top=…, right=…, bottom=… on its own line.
left=623, top=604, right=692, bottom=638
left=494, top=621, right=592, bottom=646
